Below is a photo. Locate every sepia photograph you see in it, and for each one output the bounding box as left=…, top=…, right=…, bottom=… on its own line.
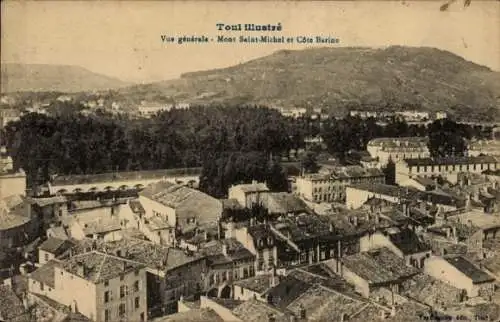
left=1, top=1, right=500, bottom=321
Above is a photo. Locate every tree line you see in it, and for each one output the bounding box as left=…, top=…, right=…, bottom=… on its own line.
left=2, top=104, right=492, bottom=197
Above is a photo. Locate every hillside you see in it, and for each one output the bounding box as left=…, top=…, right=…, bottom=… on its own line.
left=129, top=46, right=500, bottom=120
left=1, top=63, right=131, bottom=93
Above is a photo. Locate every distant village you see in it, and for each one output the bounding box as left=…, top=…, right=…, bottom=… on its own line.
left=1, top=95, right=500, bottom=322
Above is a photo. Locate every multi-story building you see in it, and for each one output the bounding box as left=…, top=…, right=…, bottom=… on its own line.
left=295, top=166, right=385, bottom=203
left=139, top=181, right=222, bottom=237
left=29, top=251, right=148, bottom=322
left=228, top=182, right=270, bottom=208
left=424, top=255, right=495, bottom=298
left=367, top=137, right=430, bottom=167
left=467, top=140, right=500, bottom=157
left=395, top=156, right=499, bottom=185
left=0, top=194, right=38, bottom=249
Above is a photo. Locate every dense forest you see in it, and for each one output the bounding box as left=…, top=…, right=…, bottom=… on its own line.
left=2, top=105, right=492, bottom=197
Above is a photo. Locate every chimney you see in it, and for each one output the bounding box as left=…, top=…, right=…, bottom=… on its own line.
left=22, top=292, right=29, bottom=310
left=449, top=225, right=457, bottom=237
left=76, top=262, right=86, bottom=277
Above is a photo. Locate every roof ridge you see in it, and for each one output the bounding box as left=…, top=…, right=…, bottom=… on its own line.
left=94, top=252, right=108, bottom=283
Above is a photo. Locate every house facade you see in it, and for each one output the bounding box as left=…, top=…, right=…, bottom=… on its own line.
left=395, top=156, right=499, bottom=185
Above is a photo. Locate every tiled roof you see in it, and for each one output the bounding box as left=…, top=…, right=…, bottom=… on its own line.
left=412, top=176, right=437, bottom=188
left=264, top=275, right=312, bottom=309
left=404, top=155, right=498, bottom=167
left=448, top=211, right=500, bottom=231
left=444, top=256, right=495, bottom=284
left=0, top=208, right=31, bottom=230
left=201, top=238, right=254, bottom=264
left=233, top=274, right=272, bottom=294
left=402, top=273, right=462, bottom=307
left=482, top=254, right=500, bottom=275
left=76, top=238, right=203, bottom=271
left=0, top=285, right=28, bottom=321
left=47, top=226, right=69, bottom=240
left=220, top=198, right=243, bottom=210
left=31, top=196, right=67, bottom=207
left=289, top=265, right=357, bottom=295
left=129, top=200, right=145, bottom=214
left=349, top=183, right=464, bottom=207
left=272, top=213, right=332, bottom=243
left=341, top=248, right=419, bottom=285
left=51, top=167, right=202, bottom=186
left=151, top=308, right=223, bottom=322
left=208, top=298, right=244, bottom=310
left=39, top=237, right=74, bottom=254
left=262, top=193, right=309, bottom=214
left=61, top=251, right=144, bottom=283
left=79, top=217, right=122, bottom=235
left=0, top=194, right=26, bottom=210
left=232, top=182, right=270, bottom=193
left=140, top=182, right=222, bottom=232
left=232, top=299, right=290, bottom=322
left=145, top=216, right=171, bottom=231
left=367, top=137, right=428, bottom=149
left=349, top=300, right=432, bottom=322
left=248, top=224, right=275, bottom=249
left=388, top=228, right=430, bottom=255
left=30, top=260, right=60, bottom=288
left=286, top=284, right=368, bottom=322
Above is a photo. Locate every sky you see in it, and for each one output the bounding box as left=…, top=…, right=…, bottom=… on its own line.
left=2, top=1, right=499, bottom=83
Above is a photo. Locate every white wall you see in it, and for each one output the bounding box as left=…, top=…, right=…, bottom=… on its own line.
left=0, top=173, right=26, bottom=198
left=424, top=256, right=475, bottom=297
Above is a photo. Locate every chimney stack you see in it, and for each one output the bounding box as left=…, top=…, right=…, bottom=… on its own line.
left=270, top=266, right=279, bottom=287
left=76, top=262, right=86, bottom=277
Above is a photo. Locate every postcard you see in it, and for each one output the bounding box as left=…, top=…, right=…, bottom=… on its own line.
left=1, top=1, right=499, bottom=322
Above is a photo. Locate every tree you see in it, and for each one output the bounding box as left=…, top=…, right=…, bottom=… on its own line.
left=301, top=151, right=320, bottom=174
left=427, top=119, right=468, bottom=158
left=383, top=158, right=396, bottom=185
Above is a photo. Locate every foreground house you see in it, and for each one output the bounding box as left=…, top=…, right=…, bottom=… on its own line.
left=29, top=251, right=148, bottom=322
left=424, top=255, right=496, bottom=298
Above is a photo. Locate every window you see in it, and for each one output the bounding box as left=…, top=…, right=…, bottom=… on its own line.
left=104, top=291, right=110, bottom=303
left=119, top=303, right=126, bottom=317
left=134, top=281, right=139, bottom=292
left=120, top=285, right=126, bottom=298
left=40, top=283, right=44, bottom=291
left=44, top=253, right=49, bottom=262
left=135, top=297, right=140, bottom=309
left=241, top=287, right=244, bottom=295
left=134, top=269, right=139, bottom=276
left=104, top=309, right=110, bottom=322
left=104, top=280, right=109, bottom=287
left=120, top=274, right=124, bottom=281
left=140, top=313, right=145, bottom=322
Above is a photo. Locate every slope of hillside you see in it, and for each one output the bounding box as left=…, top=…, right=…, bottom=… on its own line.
left=1, top=63, right=131, bottom=93
left=142, top=46, right=500, bottom=119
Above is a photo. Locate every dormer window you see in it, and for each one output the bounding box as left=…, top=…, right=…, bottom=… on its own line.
left=258, top=239, right=264, bottom=247
left=267, top=237, right=273, bottom=246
